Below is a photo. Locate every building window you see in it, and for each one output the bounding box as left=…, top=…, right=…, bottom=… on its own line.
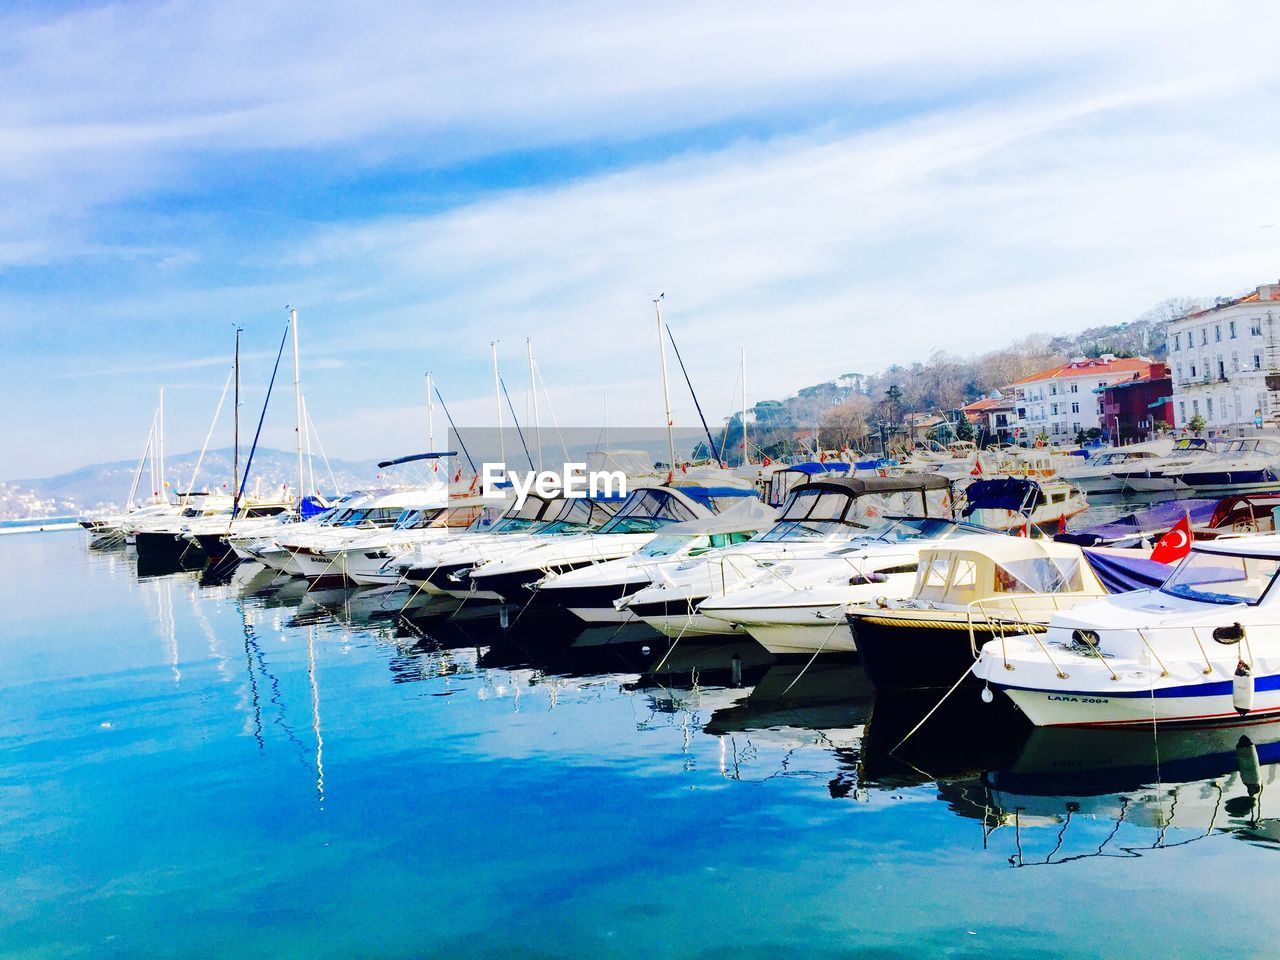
left=1070, top=383, right=1078, bottom=393
left=1174, top=333, right=1181, bottom=351
left=1050, top=403, right=1059, bottom=415
left=1190, top=364, right=1197, bottom=378
left=1179, top=400, right=1187, bottom=423
left=1207, top=397, right=1214, bottom=418
left=1193, top=399, right=1200, bottom=416
left=1215, top=325, right=1222, bottom=342
left=1201, top=329, right=1208, bottom=345
left=1255, top=353, right=1263, bottom=370
left=1232, top=353, right=1240, bottom=372
left=1253, top=319, right=1263, bottom=336
left=1050, top=385, right=1058, bottom=396
left=1230, top=320, right=1237, bottom=338
left=1219, top=358, right=1226, bottom=380
left=1073, top=422, right=1081, bottom=433
left=1176, top=363, right=1183, bottom=381
left=1071, top=402, right=1079, bottom=414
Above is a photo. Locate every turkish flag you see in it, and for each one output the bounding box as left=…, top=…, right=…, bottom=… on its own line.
left=1151, top=513, right=1193, bottom=564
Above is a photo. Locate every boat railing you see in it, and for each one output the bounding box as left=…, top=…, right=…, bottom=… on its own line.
left=965, top=592, right=1101, bottom=672
left=977, top=615, right=1267, bottom=682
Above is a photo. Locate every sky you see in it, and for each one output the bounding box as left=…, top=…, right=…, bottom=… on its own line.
left=3, top=1, right=1280, bottom=478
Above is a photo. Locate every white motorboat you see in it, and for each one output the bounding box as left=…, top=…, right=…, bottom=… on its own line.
left=285, top=484, right=451, bottom=579
left=466, top=477, right=760, bottom=605
left=620, top=474, right=958, bottom=639
left=1163, top=437, right=1280, bottom=495
left=1109, top=436, right=1210, bottom=493
left=537, top=498, right=778, bottom=623
left=1060, top=439, right=1174, bottom=496
left=850, top=535, right=1113, bottom=691
left=973, top=535, right=1280, bottom=727
left=959, top=477, right=1087, bottom=534
left=698, top=515, right=998, bottom=655
left=391, top=493, right=624, bottom=596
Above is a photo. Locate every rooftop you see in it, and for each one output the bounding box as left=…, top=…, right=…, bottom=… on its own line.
left=1012, top=356, right=1155, bottom=386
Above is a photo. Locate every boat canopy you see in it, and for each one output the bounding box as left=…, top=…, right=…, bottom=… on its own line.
left=765, top=462, right=851, bottom=506
left=962, top=478, right=1045, bottom=517
left=1083, top=548, right=1175, bottom=593
left=791, top=475, right=954, bottom=519
left=376, top=451, right=458, bottom=469
left=595, top=486, right=707, bottom=535
left=913, top=536, right=1105, bottom=606
left=1057, top=499, right=1217, bottom=547
left=655, top=497, right=779, bottom=537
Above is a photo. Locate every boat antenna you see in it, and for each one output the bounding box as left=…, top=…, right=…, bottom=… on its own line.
left=664, top=322, right=724, bottom=469
left=741, top=346, right=749, bottom=466
left=654, top=294, right=676, bottom=477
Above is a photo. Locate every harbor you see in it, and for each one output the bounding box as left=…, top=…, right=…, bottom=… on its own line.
left=5, top=520, right=1280, bottom=957
left=9, top=2, right=1280, bottom=955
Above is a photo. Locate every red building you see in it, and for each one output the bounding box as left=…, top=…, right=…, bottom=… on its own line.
left=1097, top=362, right=1173, bottom=444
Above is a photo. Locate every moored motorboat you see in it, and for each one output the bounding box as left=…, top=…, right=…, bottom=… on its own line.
left=972, top=536, right=1280, bottom=727
left=848, top=536, right=1114, bottom=692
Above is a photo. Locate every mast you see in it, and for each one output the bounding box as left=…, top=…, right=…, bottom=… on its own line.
left=233, top=326, right=242, bottom=498
left=741, top=346, right=748, bottom=466
left=425, top=372, right=437, bottom=478
left=290, top=308, right=304, bottom=503
left=491, top=340, right=506, bottom=466
left=527, top=339, right=541, bottom=471
left=127, top=422, right=153, bottom=511
left=158, top=387, right=167, bottom=503
left=655, top=295, right=676, bottom=477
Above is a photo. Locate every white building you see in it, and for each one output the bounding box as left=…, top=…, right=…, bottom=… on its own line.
left=1166, top=283, right=1280, bottom=435
left=1011, top=355, right=1156, bottom=443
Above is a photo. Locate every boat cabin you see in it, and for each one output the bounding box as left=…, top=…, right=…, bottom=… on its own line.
left=910, top=537, right=1107, bottom=611
left=759, top=475, right=954, bottom=543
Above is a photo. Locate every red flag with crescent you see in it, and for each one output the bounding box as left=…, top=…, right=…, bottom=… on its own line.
left=1151, top=513, right=1193, bottom=564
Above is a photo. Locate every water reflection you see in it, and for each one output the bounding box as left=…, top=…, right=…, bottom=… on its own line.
left=79, top=544, right=1280, bottom=869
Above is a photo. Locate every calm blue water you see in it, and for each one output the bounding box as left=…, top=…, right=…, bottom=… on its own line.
left=4, top=533, right=1280, bottom=958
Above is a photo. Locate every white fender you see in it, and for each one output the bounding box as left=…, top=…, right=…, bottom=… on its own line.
left=1233, top=660, right=1254, bottom=715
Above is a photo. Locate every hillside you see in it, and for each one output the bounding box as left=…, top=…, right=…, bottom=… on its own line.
left=2, top=448, right=383, bottom=519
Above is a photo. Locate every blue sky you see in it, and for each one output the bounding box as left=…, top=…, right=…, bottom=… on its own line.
left=4, top=1, right=1280, bottom=477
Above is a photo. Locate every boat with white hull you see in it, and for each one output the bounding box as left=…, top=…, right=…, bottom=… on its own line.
left=467, top=479, right=758, bottom=606
left=699, top=517, right=996, bottom=655
left=621, top=475, right=958, bottom=640
left=973, top=536, right=1280, bottom=727
left=538, top=498, right=776, bottom=623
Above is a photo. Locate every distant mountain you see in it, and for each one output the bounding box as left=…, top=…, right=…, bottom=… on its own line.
left=2, top=447, right=384, bottom=519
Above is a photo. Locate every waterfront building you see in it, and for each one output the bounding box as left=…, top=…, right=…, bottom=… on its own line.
left=1096, top=362, right=1173, bottom=444
left=1166, top=282, right=1280, bottom=434
left=1010, top=355, right=1156, bottom=443
left=962, top=392, right=1017, bottom=444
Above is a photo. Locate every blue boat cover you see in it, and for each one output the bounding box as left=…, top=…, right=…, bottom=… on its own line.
left=299, top=496, right=328, bottom=519
left=962, top=478, right=1044, bottom=515
left=1083, top=549, right=1173, bottom=594
left=1059, top=498, right=1218, bottom=546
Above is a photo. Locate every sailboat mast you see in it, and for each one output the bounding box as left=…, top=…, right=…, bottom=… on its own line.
left=527, top=339, right=541, bottom=471
left=741, top=347, right=748, bottom=466
left=290, top=308, right=304, bottom=502
left=233, top=326, right=241, bottom=498
left=158, top=387, right=167, bottom=503
left=491, top=341, right=506, bottom=466
left=425, top=372, right=437, bottom=477
left=655, top=296, right=676, bottom=477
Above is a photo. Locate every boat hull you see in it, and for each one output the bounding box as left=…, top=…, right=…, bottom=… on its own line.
left=997, top=683, right=1280, bottom=728
left=851, top=611, right=1042, bottom=691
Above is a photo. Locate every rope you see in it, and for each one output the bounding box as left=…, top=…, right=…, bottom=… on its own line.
left=888, top=666, right=973, bottom=755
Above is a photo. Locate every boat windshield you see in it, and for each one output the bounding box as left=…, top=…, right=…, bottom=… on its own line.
left=596, top=490, right=698, bottom=535
left=638, top=535, right=695, bottom=558
left=757, top=487, right=865, bottom=541
left=863, top=516, right=959, bottom=543
left=394, top=507, right=446, bottom=530
left=1160, top=551, right=1280, bottom=606
left=489, top=517, right=543, bottom=535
